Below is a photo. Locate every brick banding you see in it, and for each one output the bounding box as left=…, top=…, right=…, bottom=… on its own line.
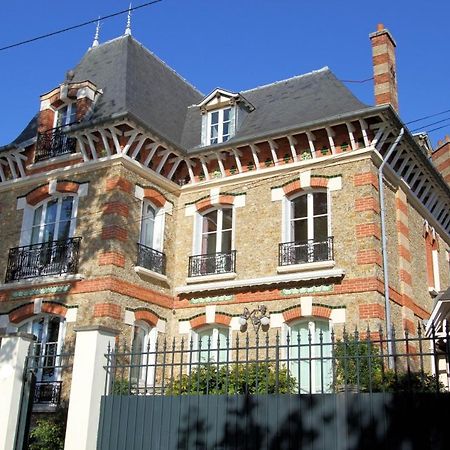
left=98, top=251, right=126, bottom=267
left=93, top=303, right=122, bottom=320
left=101, top=225, right=128, bottom=241
left=105, top=176, right=132, bottom=193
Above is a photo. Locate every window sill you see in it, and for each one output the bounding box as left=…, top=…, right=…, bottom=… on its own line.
left=134, top=266, right=168, bottom=283
left=0, top=274, right=84, bottom=290
left=27, top=152, right=82, bottom=169
left=186, top=272, right=237, bottom=284
left=277, top=260, right=335, bottom=274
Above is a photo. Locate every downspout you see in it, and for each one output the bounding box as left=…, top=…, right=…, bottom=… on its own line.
left=378, top=127, right=404, bottom=368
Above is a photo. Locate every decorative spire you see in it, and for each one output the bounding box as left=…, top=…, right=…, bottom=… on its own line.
left=92, top=19, right=100, bottom=48
left=124, top=4, right=132, bottom=36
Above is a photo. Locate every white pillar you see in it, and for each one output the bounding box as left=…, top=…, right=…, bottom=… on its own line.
left=0, top=333, right=34, bottom=450
left=64, top=326, right=118, bottom=450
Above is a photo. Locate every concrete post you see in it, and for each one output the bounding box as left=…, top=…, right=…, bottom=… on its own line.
left=0, top=333, right=34, bottom=450
left=64, top=326, right=118, bottom=450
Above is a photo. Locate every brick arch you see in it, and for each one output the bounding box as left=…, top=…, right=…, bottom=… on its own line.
left=143, top=188, right=167, bottom=208
left=196, top=195, right=235, bottom=213
left=282, top=305, right=332, bottom=323
left=25, top=181, right=80, bottom=206
left=9, top=302, right=68, bottom=324
left=134, top=309, right=159, bottom=327
left=282, top=307, right=302, bottom=323
left=189, top=313, right=231, bottom=330
left=283, top=177, right=330, bottom=198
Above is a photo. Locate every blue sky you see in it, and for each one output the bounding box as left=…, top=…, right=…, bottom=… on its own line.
left=1, top=0, right=449, bottom=146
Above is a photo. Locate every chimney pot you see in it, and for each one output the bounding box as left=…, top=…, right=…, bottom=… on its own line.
left=377, top=23, right=384, bottom=31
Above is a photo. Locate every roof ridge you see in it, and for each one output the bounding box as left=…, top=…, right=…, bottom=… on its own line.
left=241, top=66, right=330, bottom=94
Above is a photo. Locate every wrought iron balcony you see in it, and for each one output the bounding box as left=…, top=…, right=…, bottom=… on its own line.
left=279, top=237, right=334, bottom=266
left=5, top=237, right=81, bottom=283
left=35, top=126, right=77, bottom=162
left=34, top=381, right=62, bottom=406
left=188, top=251, right=236, bottom=277
left=136, top=243, right=166, bottom=275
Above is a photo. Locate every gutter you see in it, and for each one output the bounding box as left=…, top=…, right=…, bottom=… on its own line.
left=378, top=127, right=404, bottom=368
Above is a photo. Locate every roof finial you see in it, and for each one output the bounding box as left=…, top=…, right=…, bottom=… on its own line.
left=92, top=18, right=100, bottom=48
left=124, top=4, right=132, bottom=36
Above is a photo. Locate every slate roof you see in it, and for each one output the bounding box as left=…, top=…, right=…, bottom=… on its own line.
left=1, top=35, right=369, bottom=154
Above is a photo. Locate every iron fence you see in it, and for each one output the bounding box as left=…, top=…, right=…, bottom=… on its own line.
left=104, top=324, right=450, bottom=397
left=279, top=237, right=334, bottom=266
left=5, top=237, right=81, bottom=283
left=136, top=243, right=166, bottom=275
left=188, top=250, right=236, bottom=277
left=26, top=342, right=74, bottom=408
left=35, top=126, right=77, bottom=162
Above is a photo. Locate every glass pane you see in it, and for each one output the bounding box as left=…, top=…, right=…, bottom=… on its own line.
left=210, top=124, right=219, bottom=144
left=57, top=106, right=69, bottom=127
left=32, top=318, right=45, bottom=343
left=293, top=219, right=307, bottom=242
left=210, top=111, right=219, bottom=125
left=223, top=122, right=230, bottom=136
left=202, top=233, right=216, bottom=255
left=199, top=329, right=213, bottom=362
left=47, top=317, right=61, bottom=343
left=69, top=104, right=77, bottom=123
left=221, top=230, right=232, bottom=253
left=203, top=211, right=217, bottom=233
left=313, top=193, right=328, bottom=216
left=217, top=329, right=228, bottom=362
left=314, top=322, right=332, bottom=393
left=31, top=205, right=43, bottom=244
left=314, top=216, right=328, bottom=240
left=222, top=209, right=233, bottom=230
left=293, top=196, right=307, bottom=219
left=57, top=220, right=71, bottom=240
left=223, top=108, right=230, bottom=121
left=222, top=135, right=230, bottom=142
left=57, top=197, right=74, bottom=240
left=289, top=323, right=311, bottom=394
left=141, top=204, right=155, bottom=247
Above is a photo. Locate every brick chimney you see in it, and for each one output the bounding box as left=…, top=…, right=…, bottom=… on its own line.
left=432, top=136, right=450, bottom=186
left=369, top=23, right=399, bottom=112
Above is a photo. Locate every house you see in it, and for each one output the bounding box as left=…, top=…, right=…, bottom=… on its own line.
left=0, top=22, right=449, bottom=406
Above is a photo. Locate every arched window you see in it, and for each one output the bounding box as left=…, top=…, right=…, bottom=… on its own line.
left=31, top=195, right=76, bottom=244
left=140, top=201, right=156, bottom=248
left=195, top=326, right=229, bottom=363
left=18, top=315, right=66, bottom=383
left=131, top=321, right=157, bottom=387
left=286, top=320, right=332, bottom=393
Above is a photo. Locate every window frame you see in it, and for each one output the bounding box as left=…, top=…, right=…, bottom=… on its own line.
left=139, top=199, right=165, bottom=252
left=191, top=325, right=231, bottom=364
left=282, top=189, right=332, bottom=244
left=206, top=107, right=233, bottom=145
left=131, top=321, right=158, bottom=387
left=53, top=102, right=77, bottom=128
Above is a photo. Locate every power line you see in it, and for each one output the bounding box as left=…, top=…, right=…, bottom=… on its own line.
left=405, top=108, right=450, bottom=125
left=339, top=77, right=374, bottom=84
left=411, top=116, right=450, bottom=133
left=0, top=1, right=162, bottom=52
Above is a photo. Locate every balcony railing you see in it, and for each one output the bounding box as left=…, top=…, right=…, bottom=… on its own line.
left=35, top=126, right=77, bottom=162
left=34, top=381, right=62, bottom=406
left=278, top=237, right=334, bottom=266
left=136, top=243, right=166, bottom=275
left=5, top=237, right=81, bottom=283
left=188, top=251, right=236, bottom=277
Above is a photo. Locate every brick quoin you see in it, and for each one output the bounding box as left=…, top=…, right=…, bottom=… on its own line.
left=9, top=302, right=68, bottom=323
left=283, top=307, right=302, bottom=323
left=395, top=198, right=408, bottom=215
left=215, top=314, right=232, bottom=326
left=359, top=303, right=385, bottom=320
left=190, top=315, right=207, bottom=329
left=403, top=318, right=416, bottom=335
left=135, top=310, right=158, bottom=327
left=102, top=201, right=129, bottom=218
left=353, top=172, right=379, bottom=190
left=356, top=249, right=382, bottom=266
left=143, top=188, right=166, bottom=208
left=101, top=225, right=128, bottom=241
left=93, top=303, right=122, bottom=319
left=399, top=269, right=412, bottom=286
left=311, top=305, right=332, bottom=319
left=396, top=221, right=409, bottom=237
left=105, top=176, right=132, bottom=193
left=355, top=223, right=381, bottom=239
left=98, top=252, right=126, bottom=268
left=398, top=245, right=412, bottom=262
left=355, top=197, right=380, bottom=213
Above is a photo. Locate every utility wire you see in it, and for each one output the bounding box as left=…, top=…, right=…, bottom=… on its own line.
left=0, top=1, right=162, bottom=52
left=411, top=116, right=450, bottom=133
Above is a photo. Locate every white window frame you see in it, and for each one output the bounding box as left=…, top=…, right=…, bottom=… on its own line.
left=131, top=321, right=158, bottom=387
left=17, top=314, right=66, bottom=383
left=191, top=325, right=231, bottom=364
left=139, top=199, right=165, bottom=252
left=432, top=249, right=441, bottom=292
left=53, top=102, right=77, bottom=128
left=193, top=207, right=235, bottom=255
left=20, top=194, right=79, bottom=247
left=282, top=319, right=332, bottom=394
left=282, top=189, right=331, bottom=243
left=207, top=107, right=232, bottom=145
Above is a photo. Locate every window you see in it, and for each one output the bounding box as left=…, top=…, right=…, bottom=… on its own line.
left=131, top=321, right=157, bottom=387
left=19, top=315, right=66, bottom=383
left=201, top=208, right=233, bottom=255
left=31, top=195, right=76, bottom=245
left=140, top=201, right=156, bottom=249
left=425, top=229, right=440, bottom=292
left=195, top=326, right=229, bottom=363
left=280, top=191, right=332, bottom=265
left=208, top=108, right=233, bottom=145
left=287, top=320, right=332, bottom=393
left=55, top=103, right=77, bottom=127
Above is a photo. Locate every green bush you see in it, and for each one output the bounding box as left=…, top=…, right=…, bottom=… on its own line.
left=111, top=377, right=132, bottom=395
left=166, top=362, right=296, bottom=395
left=29, top=415, right=65, bottom=450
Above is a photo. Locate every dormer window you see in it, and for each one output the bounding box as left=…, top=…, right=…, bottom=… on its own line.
left=56, top=102, right=77, bottom=128
left=208, top=107, right=232, bottom=145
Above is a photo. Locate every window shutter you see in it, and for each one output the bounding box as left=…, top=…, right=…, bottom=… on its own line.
left=201, top=114, right=207, bottom=146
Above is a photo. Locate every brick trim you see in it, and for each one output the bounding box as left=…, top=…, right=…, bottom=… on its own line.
left=105, top=176, right=132, bottom=193
left=93, top=303, right=122, bottom=320
left=190, top=315, right=207, bottom=329
left=283, top=180, right=302, bottom=197
left=355, top=197, right=380, bottom=213
left=103, top=201, right=129, bottom=218
left=143, top=188, right=166, bottom=208
left=101, top=225, right=128, bottom=241
left=25, top=181, right=80, bottom=206
left=355, top=223, right=381, bottom=239
left=353, top=172, right=379, bottom=190
left=215, top=313, right=232, bottom=326
left=282, top=307, right=302, bottom=323
left=356, top=249, right=382, bottom=266
left=311, top=305, right=332, bottom=319
left=359, top=303, right=385, bottom=320
left=98, top=251, right=126, bottom=268
left=135, top=310, right=158, bottom=327
left=196, top=195, right=235, bottom=213
left=9, top=302, right=68, bottom=324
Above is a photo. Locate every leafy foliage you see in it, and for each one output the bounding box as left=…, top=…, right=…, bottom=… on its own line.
left=29, top=411, right=66, bottom=450
left=166, top=362, right=296, bottom=395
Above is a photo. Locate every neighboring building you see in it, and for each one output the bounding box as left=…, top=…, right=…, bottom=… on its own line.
left=0, top=23, right=449, bottom=403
